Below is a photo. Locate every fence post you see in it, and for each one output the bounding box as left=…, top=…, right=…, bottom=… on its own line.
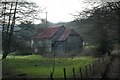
left=89, top=64, right=92, bottom=77
left=103, top=57, right=105, bottom=62
left=95, top=60, right=97, bottom=73
left=92, top=63, right=95, bottom=75
left=72, top=68, right=76, bottom=80
left=85, top=66, right=88, bottom=77
left=95, top=60, right=98, bottom=72
left=63, top=68, right=66, bottom=80
left=50, top=73, right=53, bottom=80
left=98, top=58, right=100, bottom=69
left=79, top=67, right=83, bottom=79
left=102, top=57, right=105, bottom=64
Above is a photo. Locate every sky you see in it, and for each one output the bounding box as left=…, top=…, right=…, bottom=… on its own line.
left=2, top=0, right=119, bottom=23
left=1, top=0, right=103, bottom=23
left=29, top=0, right=86, bottom=23
left=24, top=0, right=104, bottom=23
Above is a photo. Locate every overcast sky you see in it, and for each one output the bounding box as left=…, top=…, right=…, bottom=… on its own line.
left=1, top=0, right=103, bottom=23
left=2, top=0, right=120, bottom=23
left=31, top=0, right=88, bottom=23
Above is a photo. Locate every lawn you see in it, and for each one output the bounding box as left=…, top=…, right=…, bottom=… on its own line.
left=2, top=54, right=94, bottom=78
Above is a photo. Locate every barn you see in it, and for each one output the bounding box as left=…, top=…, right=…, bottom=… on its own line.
left=33, top=25, right=83, bottom=54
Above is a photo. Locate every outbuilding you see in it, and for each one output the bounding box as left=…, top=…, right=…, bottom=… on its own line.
left=34, top=25, right=83, bottom=54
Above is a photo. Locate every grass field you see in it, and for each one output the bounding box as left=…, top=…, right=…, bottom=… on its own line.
left=2, top=55, right=94, bottom=78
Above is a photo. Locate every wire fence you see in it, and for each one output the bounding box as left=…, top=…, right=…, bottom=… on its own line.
left=50, top=56, right=111, bottom=80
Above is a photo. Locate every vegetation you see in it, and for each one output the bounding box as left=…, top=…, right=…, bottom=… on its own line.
left=3, top=55, right=94, bottom=78
left=1, top=0, right=119, bottom=79
left=74, top=1, right=119, bottom=55
left=1, top=1, right=43, bottom=59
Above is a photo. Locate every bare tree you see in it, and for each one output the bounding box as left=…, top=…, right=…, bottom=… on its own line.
left=72, top=0, right=103, bottom=20
left=1, top=1, right=44, bottom=59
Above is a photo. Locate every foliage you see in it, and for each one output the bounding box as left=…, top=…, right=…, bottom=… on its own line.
left=9, top=36, right=32, bottom=55
left=17, top=21, right=36, bottom=40
left=6, top=20, right=55, bottom=55
left=91, top=2, right=119, bottom=54
left=74, top=1, right=120, bottom=55
left=3, top=55, right=94, bottom=78
left=1, top=1, right=44, bottom=59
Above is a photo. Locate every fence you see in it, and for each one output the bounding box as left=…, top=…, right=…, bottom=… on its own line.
left=50, top=56, right=111, bottom=80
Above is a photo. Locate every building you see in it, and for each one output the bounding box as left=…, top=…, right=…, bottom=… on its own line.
left=33, top=25, right=83, bottom=54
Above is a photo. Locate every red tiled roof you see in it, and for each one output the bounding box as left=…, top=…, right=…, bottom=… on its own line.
left=58, top=28, right=71, bottom=41
left=34, top=26, right=61, bottom=39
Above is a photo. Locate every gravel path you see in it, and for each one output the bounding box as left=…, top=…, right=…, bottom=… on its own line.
left=102, top=49, right=119, bottom=79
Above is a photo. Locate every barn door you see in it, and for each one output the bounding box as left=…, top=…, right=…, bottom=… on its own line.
left=56, top=44, right=63, bottom=53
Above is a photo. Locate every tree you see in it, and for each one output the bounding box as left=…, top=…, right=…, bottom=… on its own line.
left=1, top=1, right=18, bottom=59
left=74, top=1, right=119, bottom=55
left=107, top=2, right=120, bottom=44
left=17, top=21, right=36, bottom=40
left=9, top=21, right=36, bottom=55
left=91, top=2, right=119, bottom=55
left=1, top=1, right=43, bottom=59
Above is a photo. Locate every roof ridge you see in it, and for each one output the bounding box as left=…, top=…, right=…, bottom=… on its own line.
left=59, top=28, right=71, bottom=41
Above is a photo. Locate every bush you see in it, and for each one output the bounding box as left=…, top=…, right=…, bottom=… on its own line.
left=15, top=46, right=33, bottom=55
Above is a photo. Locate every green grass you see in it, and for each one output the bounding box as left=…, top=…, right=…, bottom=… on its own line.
left=3, top=55, right=94, bottom=78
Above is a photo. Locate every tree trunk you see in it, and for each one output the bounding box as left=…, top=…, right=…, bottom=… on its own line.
left=107, top=52, right=111, bottom=56
left=2, top=2, right=18, bottom=59
left=2, top=51, right=9, bottom=59
left=2, top=33, right=11, bottom=59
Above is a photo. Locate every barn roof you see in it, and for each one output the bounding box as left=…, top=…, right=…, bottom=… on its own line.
left=58, top=28, right=71, bottom=41
left=34, top=26, right=61, bottom=39
left=34, top=25, right=81, bottom=41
